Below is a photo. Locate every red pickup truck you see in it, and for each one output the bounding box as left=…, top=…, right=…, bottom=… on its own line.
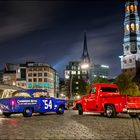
left=73, top=83, right=140, bottom=118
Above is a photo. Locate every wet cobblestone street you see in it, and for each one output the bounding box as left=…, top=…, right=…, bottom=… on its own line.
left=0, top=110, right=140, bottom=140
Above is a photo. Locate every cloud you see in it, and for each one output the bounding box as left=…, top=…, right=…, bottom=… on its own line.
left=0, top=1, right=60, bottom=42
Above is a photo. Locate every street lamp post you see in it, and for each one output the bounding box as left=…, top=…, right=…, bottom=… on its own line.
left=70, top=74, right=73, bottom=100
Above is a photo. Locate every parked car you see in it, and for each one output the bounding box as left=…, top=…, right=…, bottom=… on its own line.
left=0, top=89, right=66, bottom=117
left=73, top=83, right=140, bottom=119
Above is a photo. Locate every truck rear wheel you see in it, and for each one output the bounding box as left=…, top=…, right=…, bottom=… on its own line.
left=77, top=105, right=83, bottom=115
left=23, top=108, right=33, bottom=117
left=129, top=113, right=137, bottom=118
left=3, top=112, right=11, bottom=117
left=137, top=114, right=140, bottom=120
left=105, top=105, right=116, bottom=118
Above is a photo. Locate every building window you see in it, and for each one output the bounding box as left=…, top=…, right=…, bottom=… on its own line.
left=33, top=68, right=37, bottom=71
left=136, top=24, right=139, bottom=32
left=33, top=73, right=37, bottom=77
left=126, top=6, right=129, bottom=12
left=135, top=5, right=137, bottom=11
left=38, top=68, right=42, bottom=71
left=38, top=73, right=42, bottom=77
left=44, top=78, right=47, bottom=82
left=38, top=78, right=42, bottom=82
left=71, top=71, right=76, bottom=75
left=76, top=87, right=79, bottom=90
left=76, top=82, right=79, bottom=84
left=33, top=78, right=37, bottom=82
left=130, top=5, right=134, bottom=12
left=44, top=67, right=49, bottom=71
left=123, top=60, right=127, bottom=64
left=131, top=23, right=135, bottom=32
left=44, top=73, right=47, bottom=76
left=78, top=71, right=80, bottom=75
left=28, top=83, right=32, bottom=88
left=129, top=59, right=132, bottom=63
left=28, top=79, right=32, bottom=82
left=28, top=73, right=32, bottom=77
left=138, top=45, right=140, bottom=50
left=126, top=24, right=129, bottom=32
left=125, top=45, right=129, bottom=51
left=28, top=68, right=32, bottom=71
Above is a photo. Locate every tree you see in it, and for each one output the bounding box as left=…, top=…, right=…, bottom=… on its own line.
left=92, top=76, right=109, bottom=84
left=115, top=73, right=140, bottom=96
left=72, top=78, right=90, bottom=96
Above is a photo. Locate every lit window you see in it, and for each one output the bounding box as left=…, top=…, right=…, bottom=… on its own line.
left=131, top=23, right=135, bottom=32
left=130, top=5, right=134, bottom=12
left=78, top=71, right=80, bottom=75
left=71, top=71, right=76, bottom=74
left=126, top=6, right=129, bottom=12
left=135, top=5, right=137, bottom=11
left=76, top=82, right=79, bottom=84
left=126, top=24, right=129, bottom=32
left=76, top=87, right=79, bottom=90
left=136, top=24, right=139, bottom=32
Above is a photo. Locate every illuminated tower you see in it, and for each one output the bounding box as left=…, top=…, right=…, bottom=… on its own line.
left=120, top=0, right=140, bottom=77
left=81, top=32, right=90, bottom=80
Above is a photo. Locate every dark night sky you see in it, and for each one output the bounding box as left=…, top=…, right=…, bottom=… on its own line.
left=0, top=0, right=133, bottom=78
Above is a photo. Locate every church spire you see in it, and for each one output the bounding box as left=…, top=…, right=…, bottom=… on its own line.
left=81, top=32, right=90, bottom=64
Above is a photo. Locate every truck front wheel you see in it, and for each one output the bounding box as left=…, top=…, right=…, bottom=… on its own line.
left=77, top=105, right=83, bottom=115
left=105, top=105, right=116, bottom=118
left=23, top=108, right=33, bottom=117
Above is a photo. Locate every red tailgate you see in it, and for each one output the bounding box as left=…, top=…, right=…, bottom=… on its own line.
left=127, top=96, right=140, bottom=109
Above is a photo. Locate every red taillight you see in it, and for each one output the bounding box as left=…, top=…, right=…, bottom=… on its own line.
left=11, top=100, right=15, bottom=106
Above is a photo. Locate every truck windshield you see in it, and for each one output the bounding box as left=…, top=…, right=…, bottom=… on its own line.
left=100, top=87, right=118, bottom=93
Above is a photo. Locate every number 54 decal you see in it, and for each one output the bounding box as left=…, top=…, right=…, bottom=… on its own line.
left=43, top=100, right=52, bottom=109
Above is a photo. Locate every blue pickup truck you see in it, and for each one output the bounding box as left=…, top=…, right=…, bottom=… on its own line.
left=0, top=89, right=66, bottom=117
